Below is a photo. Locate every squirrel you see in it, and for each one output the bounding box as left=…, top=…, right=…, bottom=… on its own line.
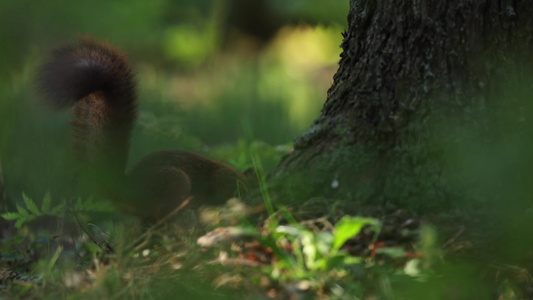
left=36, top=37, right=251, bottom=221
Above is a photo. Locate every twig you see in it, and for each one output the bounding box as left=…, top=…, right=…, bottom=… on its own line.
left=442, top=226, right=465, bottom=249
left=298, top=217, right=335, bottom=232
left=72, top=204, right=113, bottom=254
left=0, top=157, right=8, bottom=213
left=127, top=197, right=193, bottom=253
left=208, top=257, right=263, bottom=267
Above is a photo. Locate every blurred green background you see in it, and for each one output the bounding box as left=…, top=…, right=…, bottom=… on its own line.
left=0, top=0, right=348, bottom=204
left=1, top=2, right=533, bottom=297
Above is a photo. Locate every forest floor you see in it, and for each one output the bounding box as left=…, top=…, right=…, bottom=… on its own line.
left=0, top=194, right=530, bottom=299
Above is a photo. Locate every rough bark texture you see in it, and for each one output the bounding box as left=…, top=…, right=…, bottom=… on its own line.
left=272, top=0, right=533, bottom=210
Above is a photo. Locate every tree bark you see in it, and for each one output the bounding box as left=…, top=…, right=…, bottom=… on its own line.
left=272, top=0, right=533, bottom=210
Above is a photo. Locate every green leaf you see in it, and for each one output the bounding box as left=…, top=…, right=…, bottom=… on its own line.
left=1, top=212, right=21, bottom=220
left=301, top=231, right=333, bottom=271
left=41, top=192, right=52, bottom=213
left=16, top=204, right=29, bottom=217
left=404, top=259, right=421, bottom=277
left=301, top=230, right=319, bottom=270
left=343, top=255, right=363, bottom=265
left=14, top=218, right=24, bottom=228
left=332, top=216, right=380, bottom=251
left=47, top=245, right=63, bottom=273
left=23, top=193, right=40, bottom=215
left=14, top=216, right=35, bottom=228
left=325, top=253, right=347, bottom=269
left=316, top=231, right=333, bottom=254
left=376, top=247, right=406, bottom=258
left=50, top=202, right=65, bottom=215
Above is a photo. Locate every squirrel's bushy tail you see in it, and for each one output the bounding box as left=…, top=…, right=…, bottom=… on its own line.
left=36, top=37, right=137, bottom=176
left=37, top=37, right=137, bottom=110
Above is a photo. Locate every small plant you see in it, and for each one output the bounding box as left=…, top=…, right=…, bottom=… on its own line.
left=268, top=216, right=381, bottom=281
left=1, top=192, right=115, bottom=229
left=1, top=193, right=64, bottom=228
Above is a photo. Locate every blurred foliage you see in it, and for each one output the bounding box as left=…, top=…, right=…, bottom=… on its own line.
left=0, top=0, right=346, bottom=206
left=3, top=0, right=532, bottom=298
left=0, top=0, right=346, bottom=291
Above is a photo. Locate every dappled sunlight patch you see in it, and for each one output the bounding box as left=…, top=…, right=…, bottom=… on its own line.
left=270, top=25, right=342, bottom=70
left=163, top=22, right=217, bottom=67
left=136, top=24, right=341, bottom=145
left=198, top=198, right=265, bottom=226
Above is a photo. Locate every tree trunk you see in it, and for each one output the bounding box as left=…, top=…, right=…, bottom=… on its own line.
left=271, top=0, right=533, bottom=211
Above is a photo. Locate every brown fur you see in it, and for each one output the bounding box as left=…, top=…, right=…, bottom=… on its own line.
left=36, top=38, right=250, bottom=221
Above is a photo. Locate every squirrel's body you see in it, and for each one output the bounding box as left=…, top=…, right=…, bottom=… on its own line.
left=37, top=38, right=249, bottom=220
left=125, top=150, right=248, bottom=219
